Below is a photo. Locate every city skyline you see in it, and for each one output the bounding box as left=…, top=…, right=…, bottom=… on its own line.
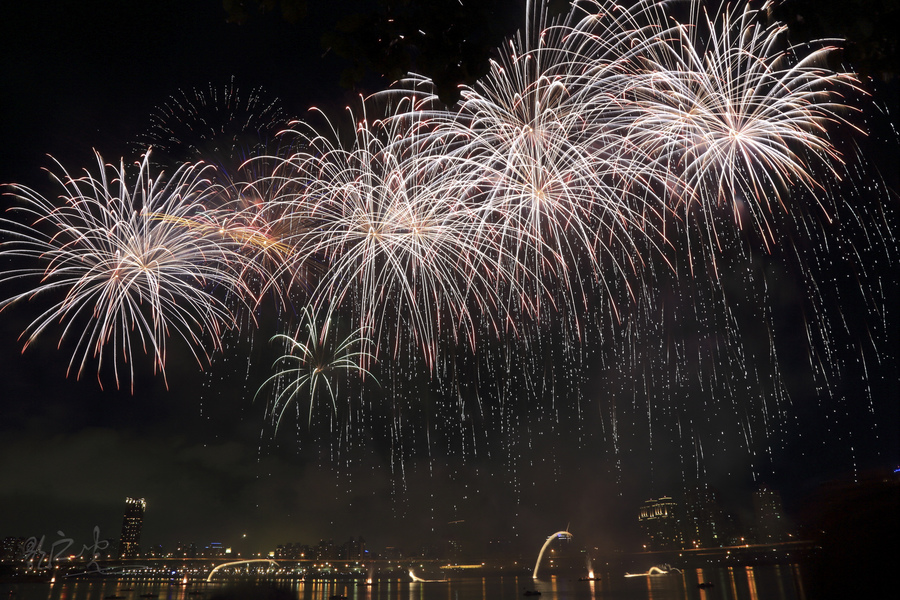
left=0, top=0, right=897, bottom=561
left=1, top=471, right=880, bottom=563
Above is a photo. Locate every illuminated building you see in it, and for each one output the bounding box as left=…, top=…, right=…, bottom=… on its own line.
left=118, top=497, right=146, bottom=559
left=683, top=485, right=733, bottom=548
left=638, top=496, right=682, bottom=550
left=275, top=542, right=309, bottom=559
left=316, top=539, right=336, bottom=560
left=0, top=537, right=25, bottom=563
left=342, top=536, right=366, bottom=560
left=753, top=485, right=788, bottom=543
left=202, top=542, right=226, bottom=558
left=174, top=541, right=197, bottom=558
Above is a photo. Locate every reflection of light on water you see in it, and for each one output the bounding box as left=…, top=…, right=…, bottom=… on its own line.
left=792, top=564, right=807, bottom=599
left=408, top=568, right=447, bottom=583
left=696, top=567, right=706, bottom=594
left=1, top=568, right=817, bottom=600
left=625, top=565, right=682, bottom=577
left=747, top=566, right=759, bottom=600
left=774, top=565, right=788, bottom=598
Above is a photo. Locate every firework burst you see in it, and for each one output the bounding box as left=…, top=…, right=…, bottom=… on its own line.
left=622, top=0, right=865, bottom=252
left=0, top=151, right=248, bottom=389
left=268, top=98, right=520, bottom=369
left=258, top=307, right=375, bottom=431
left=381, top=1, right=677, bottom=330
left=0, top=0, right=893, bottom=503
left=135, top=77, right=292, bottom=171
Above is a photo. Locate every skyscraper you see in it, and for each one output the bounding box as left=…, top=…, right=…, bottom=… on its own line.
left=683, top=485, right=732, bottom=548
left=638, top=496, right=682, bottom=550
left=118, top=497, right=146, bottom=559
left=752, top=486, right=788, bottom=543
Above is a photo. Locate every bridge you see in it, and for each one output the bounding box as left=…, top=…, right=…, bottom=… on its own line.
left=206, top=559, right=279, bottom=582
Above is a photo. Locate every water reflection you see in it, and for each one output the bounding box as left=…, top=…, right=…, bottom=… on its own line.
left=746, top=566, right=759, bottom=600
left=727, top=566, right=739, bottom=597
left=2, top=565, right=814, bottom=600
left=587, top=577, right=599, bottom=599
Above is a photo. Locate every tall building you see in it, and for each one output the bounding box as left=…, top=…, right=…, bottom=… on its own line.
left=638, top=496, right=682, bottom=550
left=342, top=536, right=366, bottom=560
left=316, top=539, right=335, bottom=560
left=118, top=497, right=146, bottom=559
left=275, top=542, right=309, bottom=559
left=0, top=537, right=25, bottom=563
left=174, top=541, right=197, bottom=559
left=683, top=485, right=732, bottom=548
left=753, top=486, right=788, bottom=543
left=202, top=542, right=226, bottom=558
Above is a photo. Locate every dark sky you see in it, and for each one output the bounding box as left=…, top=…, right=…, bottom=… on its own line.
left=0, top=0, right=897, bottom=559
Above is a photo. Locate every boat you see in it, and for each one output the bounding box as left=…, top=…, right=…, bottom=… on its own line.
left=523, top=591, right=542, bottom=597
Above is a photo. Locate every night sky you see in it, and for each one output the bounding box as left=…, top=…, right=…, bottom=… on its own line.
left=0, top=0, right=897, bottom=559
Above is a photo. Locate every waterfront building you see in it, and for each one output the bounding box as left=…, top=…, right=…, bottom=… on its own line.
left=274, top=542, right=313, bottom=559
left=683, top=485, right=733, bottom=548
left=118, top=497, right=146, bottom=559
left=316, top=539, right=336, bottom=560
left=0, top=536, right=25, bottom=562
left=174, top=541, right=197, bottom=558
left=341, top=536, right=366, bottom=560
left=275, top=543, right=295, bottom=559
left=202, top=542, right=226, bottom=558
left=753, top=485, right=789, bottom=543
left=638, top=496, right=682, bottom=550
